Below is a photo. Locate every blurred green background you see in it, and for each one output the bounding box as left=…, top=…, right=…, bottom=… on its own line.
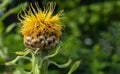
left=0, top=0, right=120, bottom=74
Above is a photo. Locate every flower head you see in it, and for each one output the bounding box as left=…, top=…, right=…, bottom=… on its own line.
left=18, top=2, right=63, bottom=50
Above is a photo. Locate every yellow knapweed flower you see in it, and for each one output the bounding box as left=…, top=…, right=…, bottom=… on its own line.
left=18, top=2, right=63, bottom=50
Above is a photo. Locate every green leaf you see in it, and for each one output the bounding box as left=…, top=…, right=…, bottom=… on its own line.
left=0, top=2, right=28, bottom=21
left=49, top=58, right=72, bottom=68
left=0, top=21, right=4, bottom=34
left=10, top=2, right=28, bottom=14
left=68, top=61, right=81, bottom=74
left=16, top=66, right=30, bottom=74
left=5, top=23, right=16, bottom=33
left=0, top=0, right=12, bottom=9
left=43, top=46, right=62, bottom=60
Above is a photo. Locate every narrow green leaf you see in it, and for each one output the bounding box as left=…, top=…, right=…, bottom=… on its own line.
left=16, top=66, right=30, bottom=74
left=43, top=46, right=62, bottom=60
left=0, top=0, right=12, bottom=9
left=49, top=58, right=72, bottom=68
left=0, top=21, right=4, bottom=34
left=0, top=2, right=28, bottom=20
left=5, top=23, right=16, bottom=33
left=68, top=61, right=81, bottom=74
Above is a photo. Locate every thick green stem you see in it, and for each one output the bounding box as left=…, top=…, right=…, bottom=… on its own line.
left=40, top=51, right=48, bottom=74
left=40, top=59, right=48, bottom=74
left=31, top=49, right=49, bottom=74
left=39, top=51, right=48, bottom=74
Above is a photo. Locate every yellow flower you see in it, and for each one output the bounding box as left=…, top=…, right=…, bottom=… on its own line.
left=18, top=2, right=63, bottom=50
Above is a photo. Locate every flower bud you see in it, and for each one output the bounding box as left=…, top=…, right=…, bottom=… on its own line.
left=18, top=2, right=63, bottom=51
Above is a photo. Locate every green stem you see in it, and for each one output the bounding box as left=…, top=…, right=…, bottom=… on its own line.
left=39, top=51, right=48, bottom=74
left=31, top=51, right=39, bottom=74
left=32, top=51, right=48, bottom=74
left=40, top=59, right=48, bottom=74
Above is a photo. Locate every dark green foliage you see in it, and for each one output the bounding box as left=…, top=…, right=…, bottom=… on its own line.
left=0, top=0, right=120, bottom=74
